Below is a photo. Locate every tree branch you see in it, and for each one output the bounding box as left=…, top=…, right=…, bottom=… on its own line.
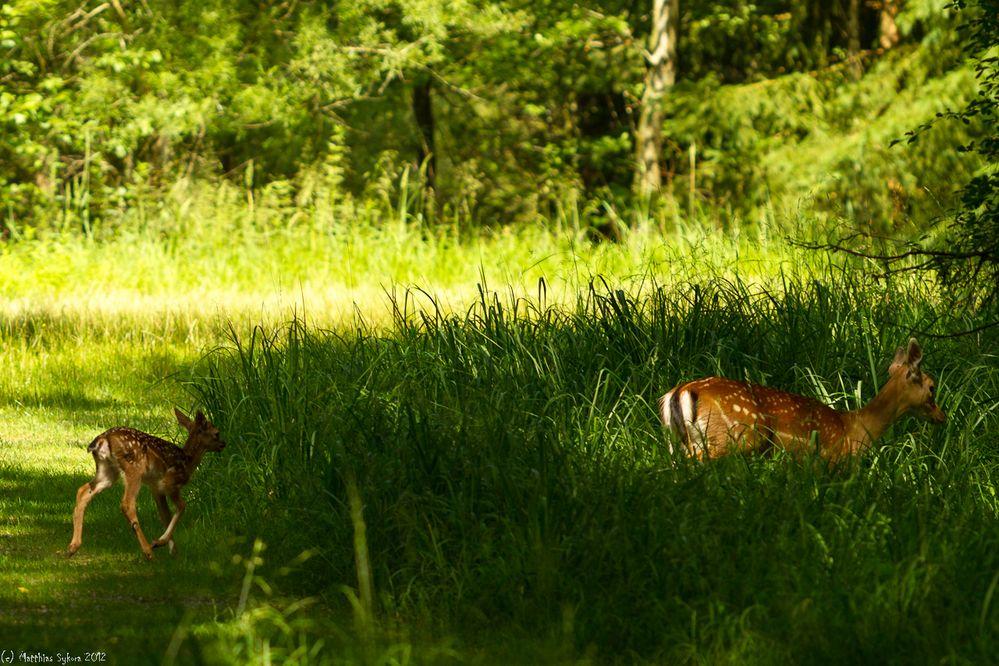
left=789, top=235, right=993, bottom=263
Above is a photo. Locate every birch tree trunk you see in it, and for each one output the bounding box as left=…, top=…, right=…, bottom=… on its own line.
left=635, top=0, right=678, bottom=198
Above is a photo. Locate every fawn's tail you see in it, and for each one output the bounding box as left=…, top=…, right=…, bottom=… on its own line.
left=87, top=434, right=111, bottom=459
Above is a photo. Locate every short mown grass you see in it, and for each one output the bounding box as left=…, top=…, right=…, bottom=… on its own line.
left=0, top=323, right=236, bottom=664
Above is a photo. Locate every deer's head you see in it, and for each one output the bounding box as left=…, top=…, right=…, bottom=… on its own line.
left=175, top=408, right=227, bottom=452
left=888, top=338, right=946, bottom=424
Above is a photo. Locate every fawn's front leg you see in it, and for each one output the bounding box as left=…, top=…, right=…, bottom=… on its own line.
left=152, top=492, right=177, bottom=555
left=119, top=472, right=154, bottom=560
left=152, top=490, right=186, bottom=553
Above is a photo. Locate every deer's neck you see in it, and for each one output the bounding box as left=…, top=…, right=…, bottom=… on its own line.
left=844, top=377, right=910, bottom=451
left=180, top=441, right=209, bottom=475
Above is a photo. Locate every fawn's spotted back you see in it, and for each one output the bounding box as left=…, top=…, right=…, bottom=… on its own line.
left=89, top=427, right=195, bottom=487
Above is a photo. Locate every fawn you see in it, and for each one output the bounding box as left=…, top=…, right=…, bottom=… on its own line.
left=67, top=408, right=226, bottom=560
left=659, top=338, right=946, bottom=461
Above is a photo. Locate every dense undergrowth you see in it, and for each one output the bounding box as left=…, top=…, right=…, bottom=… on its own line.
left=190, top=264, right=999, bottom=663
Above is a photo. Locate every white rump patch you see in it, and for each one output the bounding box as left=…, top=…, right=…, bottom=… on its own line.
left=92, top=439, right=111, bottom=460
left=91, top=458, right=120, bottom=492
left=660, top=388, right=703, bottom=456
left=659, top=390, right=674, bottom=427
left=679, top=391, right=695, bottom=425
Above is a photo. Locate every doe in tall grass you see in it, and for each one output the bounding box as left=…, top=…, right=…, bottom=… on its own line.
left=67, top=408, right=226, bottom=560
left=660, top=338, right=946, bottom=462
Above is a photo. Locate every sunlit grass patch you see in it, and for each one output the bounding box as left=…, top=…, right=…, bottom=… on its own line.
left=0, top=208, right=832, bottom=331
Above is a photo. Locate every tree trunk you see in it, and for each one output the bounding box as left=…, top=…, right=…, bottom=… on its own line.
left=847, top=0, right=862, bottom=79
left=413, top=78, right=436, bottom=192
left=634, top=0, right=678, bottom=198
left=879, top=0, right=901, bottom=50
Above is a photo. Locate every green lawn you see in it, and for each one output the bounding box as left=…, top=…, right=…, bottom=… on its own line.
left=0, top=224, right=677, bottom=664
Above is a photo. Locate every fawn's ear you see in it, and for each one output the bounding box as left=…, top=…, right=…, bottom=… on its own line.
left=175, top=408, right=194, bottom=430
left=195, top=410, right=208, bottom=426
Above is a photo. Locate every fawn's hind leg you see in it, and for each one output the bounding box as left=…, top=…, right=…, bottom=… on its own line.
left=67, top=461, right=119, bottom=556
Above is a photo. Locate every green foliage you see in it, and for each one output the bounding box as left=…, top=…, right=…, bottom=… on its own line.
left=0, top=0, right=981, bottom=235
left=927, top=0, right=999, bottom=304
left=683, top=3, right=807, bottom=82
left=667, top=41, right=978, bottom=231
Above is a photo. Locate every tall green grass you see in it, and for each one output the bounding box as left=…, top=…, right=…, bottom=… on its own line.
left=189, top=263, right=999, bottom=662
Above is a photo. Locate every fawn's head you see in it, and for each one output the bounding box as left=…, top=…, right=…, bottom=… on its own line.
left=887, top=338, right=946, bottom=424
left=175, top=408, right=227, bottom=452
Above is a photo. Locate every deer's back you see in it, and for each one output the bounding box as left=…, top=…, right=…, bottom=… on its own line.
left=665, top=377, right=847, bottom=457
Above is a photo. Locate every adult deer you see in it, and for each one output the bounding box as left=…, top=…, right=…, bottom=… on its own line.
left=67, top=408, right=226, bottom=560
left=659, top=338, right=946, bottom=461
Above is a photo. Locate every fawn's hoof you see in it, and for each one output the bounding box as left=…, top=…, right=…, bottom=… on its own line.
left=152, top=538, right=177, bottom=556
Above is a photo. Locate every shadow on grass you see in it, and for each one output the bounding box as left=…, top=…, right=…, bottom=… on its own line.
left=0, top=389, right=124, bottom=415
left=0, top=465, right=236, bottom=665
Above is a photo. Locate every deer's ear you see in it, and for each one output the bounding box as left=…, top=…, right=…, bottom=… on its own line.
left=175, top=408, right=194, bottom=430
left=890, top=344, right=908, bottom=375
left=901, top=338, right=925, bottom=383
left=906, top=338, right=923, bottom=368
left=195, top=410, right=208, bottom=426
left=890, top=338, right=924, bottom=377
